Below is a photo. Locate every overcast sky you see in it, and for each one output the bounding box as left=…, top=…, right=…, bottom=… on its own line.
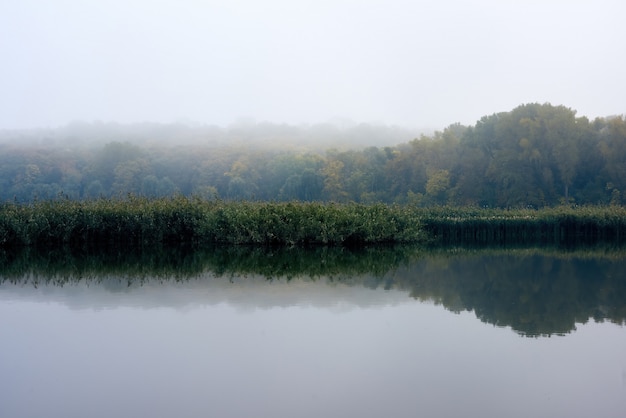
left=1, top=0, right=624, bottom=130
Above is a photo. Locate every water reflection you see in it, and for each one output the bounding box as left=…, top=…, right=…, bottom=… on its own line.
left=1, top=244, right=625, bottom=337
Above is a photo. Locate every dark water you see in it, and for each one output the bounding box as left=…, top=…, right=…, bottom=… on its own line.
left=1, top=245, right=625, bottom=418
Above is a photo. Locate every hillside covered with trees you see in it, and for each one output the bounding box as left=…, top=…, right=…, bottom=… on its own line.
left=1, top=103, right=625, bottom=207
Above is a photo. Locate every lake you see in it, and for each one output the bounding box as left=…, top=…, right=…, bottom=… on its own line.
left=1, top=245, right=625, bottom=418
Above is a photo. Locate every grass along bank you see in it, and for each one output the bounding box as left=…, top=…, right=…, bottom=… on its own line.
left=420, top=206, right=626, bottom=244
left=1, top=197, right=625, bottom=248
left=0, top=197, right=426, bottom=248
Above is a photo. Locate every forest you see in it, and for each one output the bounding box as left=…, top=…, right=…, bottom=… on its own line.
left=1, top=103, right=625, bottom=208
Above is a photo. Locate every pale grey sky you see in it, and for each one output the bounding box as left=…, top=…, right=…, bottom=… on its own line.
left=1, top=0, right=624, bottom=130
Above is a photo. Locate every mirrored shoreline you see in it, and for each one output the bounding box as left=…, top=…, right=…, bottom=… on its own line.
left=2, top=243, right=625, bottom=337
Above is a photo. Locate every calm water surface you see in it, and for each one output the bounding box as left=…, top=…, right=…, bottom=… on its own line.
left=1, top=247, right=625, bottom=418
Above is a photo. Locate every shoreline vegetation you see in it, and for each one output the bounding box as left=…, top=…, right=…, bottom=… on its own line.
left=1, top=196, right=625, bottom=248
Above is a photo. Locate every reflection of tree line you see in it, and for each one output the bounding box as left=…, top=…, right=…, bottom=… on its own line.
left=1, top=244, right=625, bottom=336
left=392, top=249, right=626, bottom=336
left=0, top=244, right=415, bottom=283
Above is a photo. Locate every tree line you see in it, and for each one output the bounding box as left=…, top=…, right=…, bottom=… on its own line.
left=1, top=103, right=625, bottom=207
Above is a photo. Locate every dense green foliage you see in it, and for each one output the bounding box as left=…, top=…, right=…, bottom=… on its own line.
left=419, top=205, right=626, bottom=244
left=0, top=197, right=426, bottom=247
left=2, top=103, right=625, bottom=207
left=2, top=197, right=625, bottom=248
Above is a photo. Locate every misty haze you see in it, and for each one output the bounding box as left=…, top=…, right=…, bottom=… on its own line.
left=1, top=1, right=625, bottom=418
left=1, top=0, right=624, bottom=130
left=0, top=103, right=624, bottom=207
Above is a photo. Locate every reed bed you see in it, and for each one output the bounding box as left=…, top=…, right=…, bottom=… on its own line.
left=419, top=206, right=626, bottom=244
left=0, top=197, right=426, bottom=248
left=1, top=198, right=625, bottom=248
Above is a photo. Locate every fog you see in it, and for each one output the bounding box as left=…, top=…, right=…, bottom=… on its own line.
left=1, top=0, right=624, bottom=131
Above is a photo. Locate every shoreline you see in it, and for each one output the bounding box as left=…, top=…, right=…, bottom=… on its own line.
left=1, top=197, right=625, bottom=248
